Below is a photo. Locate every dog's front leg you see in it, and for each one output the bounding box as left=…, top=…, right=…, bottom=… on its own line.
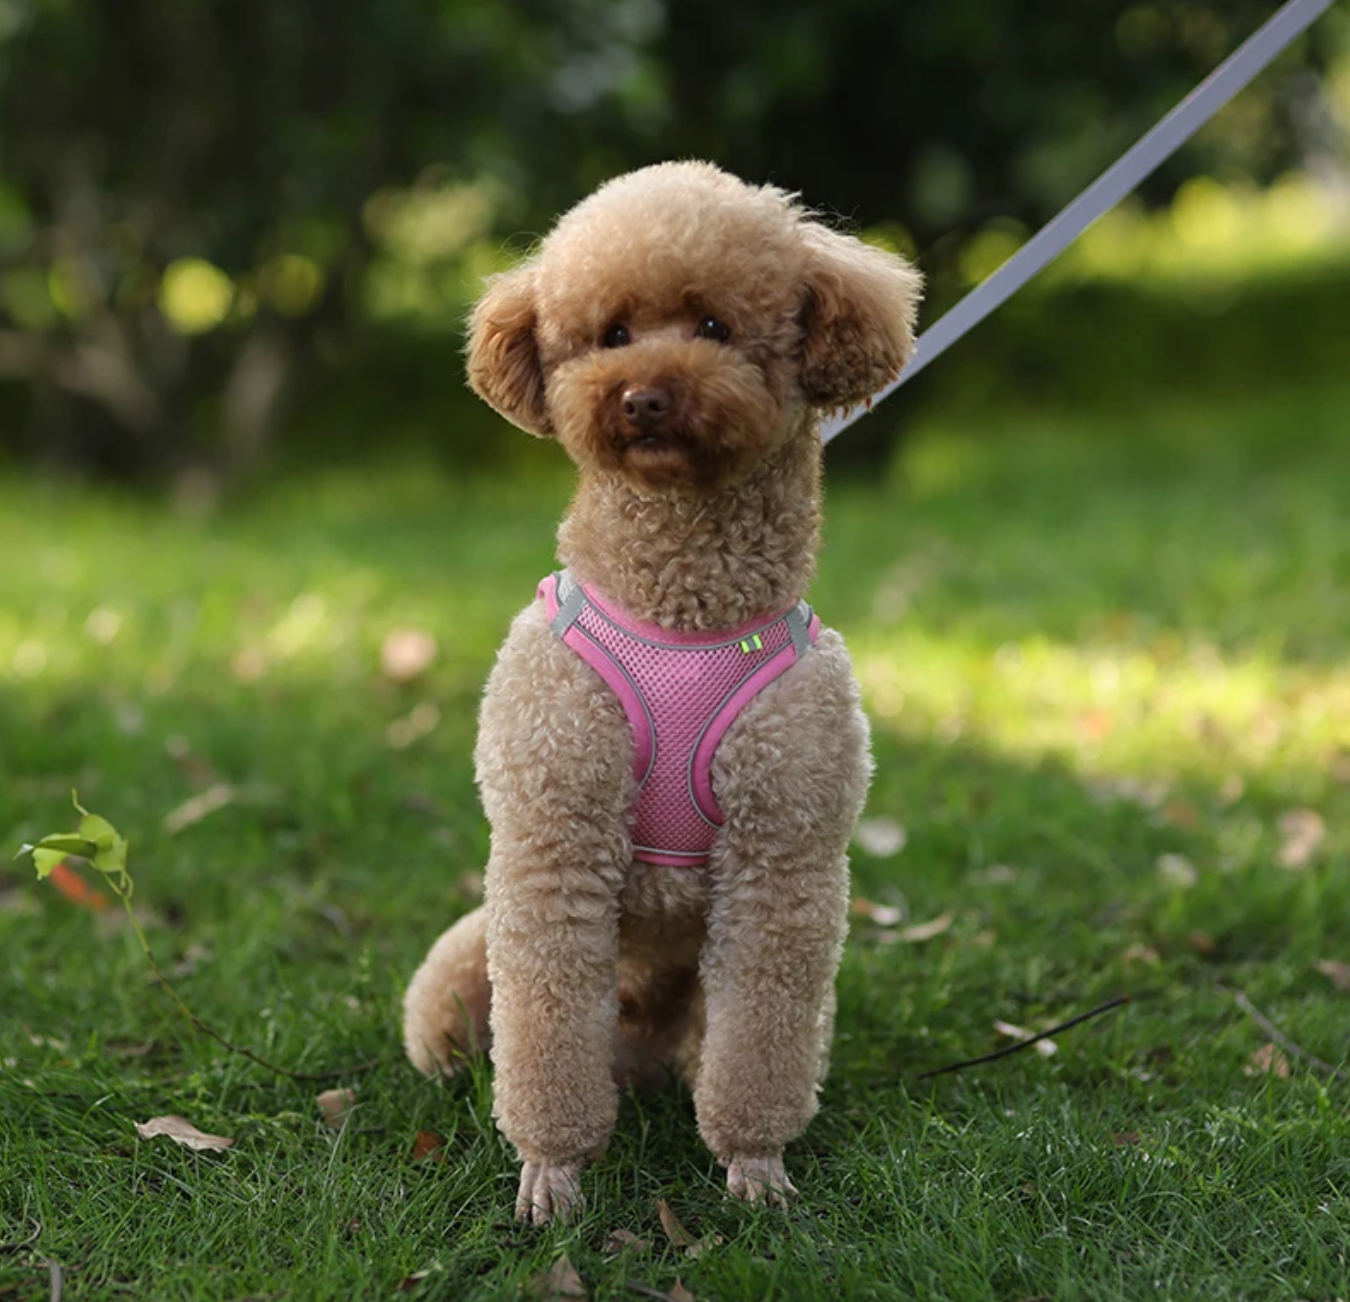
left=476, top=605, right=634, bottom=1225
left=692, top=632, right=870, bottom=1205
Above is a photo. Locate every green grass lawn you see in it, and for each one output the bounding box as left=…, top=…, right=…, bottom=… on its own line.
left=2, top=378, right=1348, bottom=1301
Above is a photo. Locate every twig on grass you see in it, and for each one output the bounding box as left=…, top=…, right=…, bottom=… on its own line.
left=917, top=995, right=1132, bottom=1081
left=46, top=1260, right=62, bottom=1302
left=0, top=1220, right=41, bottom=1253
left=1229, top=987, right=1348, bottom=1082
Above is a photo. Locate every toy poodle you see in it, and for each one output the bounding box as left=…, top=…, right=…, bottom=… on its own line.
left=403, top=160, right=921, bottom=1224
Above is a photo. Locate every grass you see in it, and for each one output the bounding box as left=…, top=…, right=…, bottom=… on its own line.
left=2, top=375, right=1349, bottom=1301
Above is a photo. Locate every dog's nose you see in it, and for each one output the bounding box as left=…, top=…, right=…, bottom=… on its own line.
left=621, top=386, right=673, bottom=430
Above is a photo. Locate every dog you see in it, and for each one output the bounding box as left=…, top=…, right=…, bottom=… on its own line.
left=402, top=160, right=921, bottom=1224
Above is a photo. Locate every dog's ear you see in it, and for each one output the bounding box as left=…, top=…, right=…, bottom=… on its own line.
left=465, top=264, right=552, bottom=437
left=796, top=224, right=923, bottom=412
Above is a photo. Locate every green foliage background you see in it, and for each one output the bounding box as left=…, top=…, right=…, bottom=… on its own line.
left=0, top=0, right=1346, bottom=478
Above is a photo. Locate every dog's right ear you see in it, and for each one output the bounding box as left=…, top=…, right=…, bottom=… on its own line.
left=465, top=264, right=553, bottom=437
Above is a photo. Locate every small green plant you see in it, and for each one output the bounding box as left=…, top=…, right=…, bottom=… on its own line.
left=17, top=793, right=375, bottom=1082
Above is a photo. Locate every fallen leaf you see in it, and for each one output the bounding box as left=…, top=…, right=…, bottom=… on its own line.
left=897, top=911, right=955, bottom=943
left=1245, top=1043, right=1291, bottom=1079
left=382, top=629, right=438, bottom=684
left=670, top=1283, right=695, bottom=1302
left=1079, top=708, right=1114, bottom=740
left=529, top=1255, right=586, bottom=1300
left=410, top=1130, right=445, bottom=1162
left=134, top=1115, right=234, bottom=1151
left=684, top=1233, right=726, bottom=1259
left=1277, top=809, right=1325, bottom=870
left=993, top=1020, right=1058, bottom=1058
left=42, top=860, right=110, bottom=911
left=397, top=1265, right=443, bottom=1292
left=1160, top=799, right=1201, bottom=829
left=853, top=817, right=907, bottom=857
left=1121, top=943, right=1161, bottom=966
left=162, top=782, right=236, bottom=835
left=656, top=1198, right=697, bottom=1248
left=387, top=702, right=441, bottom=750
left=850, top=897, right=905, bottom=927
left=1315, top=959, right=1350, bottom=993
left=1155, top=853, right=1197, bottom=889
left=1112, top=1132, right=1142, bottom=1146
left=602, top=1228, right=650, bottom=1255
left=231, top=646, right=268, bottom=682
left=316, top=1088, right=357, bottom=1130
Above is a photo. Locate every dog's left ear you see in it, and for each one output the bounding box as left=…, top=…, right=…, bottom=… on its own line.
left=796, top=223, right=923, bottom=412
left=465, top=263, right=553, bottom=437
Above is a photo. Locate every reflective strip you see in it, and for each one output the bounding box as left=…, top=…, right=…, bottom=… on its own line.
left=785, top=602, right=812, bottom=660
left=550, top=572, right=587, bottom=637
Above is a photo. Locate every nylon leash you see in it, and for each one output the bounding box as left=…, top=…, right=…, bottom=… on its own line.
left=822, top=0, right=1340, bottom=444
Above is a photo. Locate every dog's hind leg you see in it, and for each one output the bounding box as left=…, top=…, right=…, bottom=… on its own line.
left=403, top=904, right=492, bottom=1078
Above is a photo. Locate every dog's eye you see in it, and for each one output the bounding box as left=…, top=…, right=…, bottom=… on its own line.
left=601, top=323, right=631, bottom=348
left=696, top=315, right=731, bottom=343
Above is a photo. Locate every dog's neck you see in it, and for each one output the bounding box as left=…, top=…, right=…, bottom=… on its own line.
left=557, top=425, right=822, bottom=632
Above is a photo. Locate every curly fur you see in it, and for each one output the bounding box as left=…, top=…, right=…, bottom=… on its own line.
left=403, top=160, right=921, bottom=1224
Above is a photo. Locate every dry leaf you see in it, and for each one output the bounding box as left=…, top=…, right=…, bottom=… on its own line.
left=1155, top=853, right=1197, bottom=889
left=603, top=1228, right=649, bottom=1255
left=1245, top=1043, right=1291, bottom=1078
left=993, top=1020, right=1058, bottom=1058
left=316, top=1088, right=357, bottom=1130
left=897, top=911, right=955, bottom=943
left=1160, top=799, right=1201, bottom=829
left=529, top=1255, right=586, bottom=1301
left=1315, top=959, right=1350, bottom=993
left=162, top=782, right=236, bottom=835
left=382, top=629, right=438, bottom=683
left=656, top=1198, right=697, bottom=1248
left=1122, top=943, right=1161, bottom=966
left=1111, top=1132, right=1142, bottom=1146
left=853, top=817, right=907, bottom=857
left=684, top=1233, right=725, bottom=1260
left=134, top=1115, right=234, bottom=1151
left=670, top=1283, right=695, bottom=1302
left=387, top=702, right=442, bottom=750
left=43, top=860, right=111, bottom=911
left=397, top=1266, right=443, bottom=1292
left=850, top=897, right=904, bottom=926
left=410, top=1130, right=445, bottom=1162
left=1277, top=809, right=1325, bottom=870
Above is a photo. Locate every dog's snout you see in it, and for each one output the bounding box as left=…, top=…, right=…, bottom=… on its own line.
left=621, top=386, right=673, bottom=430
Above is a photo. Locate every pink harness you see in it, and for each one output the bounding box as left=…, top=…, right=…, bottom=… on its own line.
left=540, top=571, right=821, bottom=866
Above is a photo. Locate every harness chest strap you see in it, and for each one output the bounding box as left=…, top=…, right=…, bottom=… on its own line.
left=538, top=570, right=821, bottom=866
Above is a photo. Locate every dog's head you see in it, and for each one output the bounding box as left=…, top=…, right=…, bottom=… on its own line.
left=466, top=162, right=921, bottom=491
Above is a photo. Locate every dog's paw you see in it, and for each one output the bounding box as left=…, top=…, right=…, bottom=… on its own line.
left=515, top=1159, right=585, bottom=1226
left=724, top=1153, right=798, bottom=1207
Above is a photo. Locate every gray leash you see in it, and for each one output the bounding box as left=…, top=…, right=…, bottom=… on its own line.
left=822, top=0, right=1340, bottom=444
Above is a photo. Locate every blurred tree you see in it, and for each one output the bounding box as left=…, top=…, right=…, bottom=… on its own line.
left=0, top=0, right=1339, bottom=478
left=0, top=0, right=659, bottom=478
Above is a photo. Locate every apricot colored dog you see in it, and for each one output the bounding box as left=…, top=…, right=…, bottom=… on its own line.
left=403, top=161, right=920, bottom=1224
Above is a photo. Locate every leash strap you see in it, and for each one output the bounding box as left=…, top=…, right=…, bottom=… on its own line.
left=822, top=0, right=1339, bottom=444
